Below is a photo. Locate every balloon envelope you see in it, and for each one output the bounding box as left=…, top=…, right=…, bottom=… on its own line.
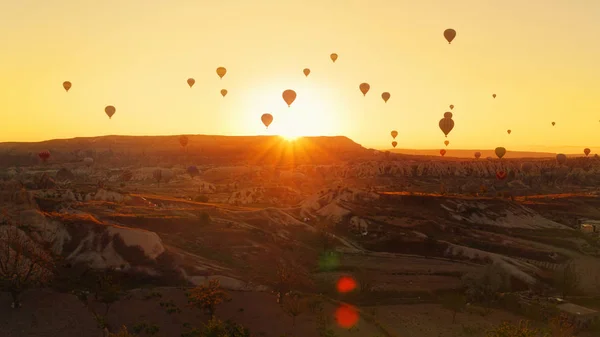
left=381, top=92, right=390, bottom=103
left=179, top=135, right=189, bottom=147
left=443, top=29, right=456, bottom=44
left=443, top=112, right=453, bottom=118
left=392, top=141, right=397, bottom=148
left=216, top=67, right=227, bottom=79
left=556, top=153, right=567, bottom=165
left=493, top=94, right=497, bottom=98
left=261, top=113, right=273, bottom=128
left=303, top=68, right=310, bottom=77
left=63, top=81, right=72, bottom=92
left=439, top=117, right=454, bottom=137
left=187, top=78, right=195, bottom=88
left=449, top=104, right=454, bottom=110
left=105, top=105, right=116, bottom=119
left=390, top=130, right=398, bottom=139
left=552, top=122, right=556, bottom=126
left=584, top=148, right=591, bottom=156
left=330, top=53, right=338, bottom=62
left=359, top=83, right=370, bottom=96
left=440, top=149, right=446, bottom=156
left=282, top=90, right=297, bottom=107
left=495, top=147, right=506, bottom=159
left=221, top=89, right=228, bottom=97
left=474, top=152, right=481, bottom=159
left=444, top=140, right=449, bottom=146
left=507, top=130, right=511, bottom=134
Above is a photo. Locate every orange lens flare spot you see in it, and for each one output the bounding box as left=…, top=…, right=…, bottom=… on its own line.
left=336, top=275, right=357, bottom=293
left=335, top=304, right=359, bottom=328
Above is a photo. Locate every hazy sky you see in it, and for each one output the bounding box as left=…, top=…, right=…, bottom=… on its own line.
left=1, top=0, right=599, bottom=152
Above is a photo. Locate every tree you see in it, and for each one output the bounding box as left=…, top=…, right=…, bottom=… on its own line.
left=441, top=292, right=466, bottom=324
left=109, top=325, right=137, bottom=337
left=282, top=291, right=306, bottom=326
left=0, top=218, right=55, bottom=308
left=187, top=279, right=231, bottom=318
left=554, top=261, right=580, bottom=299
left=462, top=264, right=511, bottom=307
left=94, top=270, right=123, bottom=317
left=485, top=320, right=542, bottom=337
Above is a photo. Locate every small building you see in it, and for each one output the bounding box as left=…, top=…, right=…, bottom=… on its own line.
left=577, top=219, right=600, bottom=234
left=557, top=303, right=600, bottom=328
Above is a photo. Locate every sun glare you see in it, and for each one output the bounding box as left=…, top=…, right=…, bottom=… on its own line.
left=242, top=80, right=343, bottom=139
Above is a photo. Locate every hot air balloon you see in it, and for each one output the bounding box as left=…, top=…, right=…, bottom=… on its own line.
left=38, top=151, right=50, bottom=163
left=444, top=140, right=449, bottom=147
left=216, top=67, right=227, bottom=79
left=392, top=141, right=397, bottom=148
left=444, top=29, right=456, bottom=44
left=391, top=130, right=398, bottom=139
left=443, top=112, right=453, bottom=118
left=556, top=153, right=567, bottom=165
left=83, top=157, right=94, bottom=167
left=584, top=148, right=591, bottom=156
left=552, top=122, right=555, bottom=126
left=179, top=135, right=189, bottom=148
left=496, top=170, right=507, bottom=180
left=282, top=90, right=297, bottom=107
left=105, top=105, right=116, bottom=119
left=187, top=78, right=195, bottom=88
left=303, top=68, right=310, bottom=77
left=507, top=130, right=511, bottom=135
left=63, top=81, right=72, bottom=92
left=449, top=104, right=454, bottom=110
left=261, top=113, right=273, bottom=128
left=187, top=166, right=199, bottom=179
left=220, top=89, right=228, bottom=97
left=381, top=92, right=390, bottom=103
left=492, top=94, right=497, bottom=99
left=474, top=152, right=481, bottom=159
left=359, top=83, right=370, bottom=96
left=439, top=117, right=454, bottom=137
left=495, top=147, right=506, bottom=159
left=440, top=149, right=446, bottom=157
left=330, top=53, right=338, bottom=62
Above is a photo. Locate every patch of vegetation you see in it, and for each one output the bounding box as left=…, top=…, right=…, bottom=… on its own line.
left=194, top=194, right=209, bottom=203
left=159, top=299, right=182, bottom=314
left=186, top=279, right=231, bottom=318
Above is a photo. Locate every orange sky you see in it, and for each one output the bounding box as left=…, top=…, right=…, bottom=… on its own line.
left=0, top=0, right=598, bottom=153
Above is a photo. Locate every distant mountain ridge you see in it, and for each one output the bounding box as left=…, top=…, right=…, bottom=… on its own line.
left=388, top=148, right=594, bottom=159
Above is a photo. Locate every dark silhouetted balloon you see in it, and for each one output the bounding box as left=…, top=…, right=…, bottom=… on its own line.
left=556, top=153, right=567, bottom=165
left=359, top=83, right=370, bottom=96
left=216, top=67, right=227, bottom=79
left=261, top=113, right=273, bottom=128
left=179, top=135, right=189, bottom=148
left=495, top=147, right=506, bottom=159
left=187, top=78, right=195, bottom=88
left=440, top=149, right=446, bottom=156
left=381, top=92, right=390, bottom=103
left=584, top=148, right=591, bottom=156
left=444, top=140, right=449, bottom=146
left=392, top=141, right=397, bottom=148
left=221, top=89, right=228, bottom=97
left=38, top=151, right=50, bottom=163
left=496, top=170, right=507, bottom=180
left=391, top=130, right=398, bottom=139
left=282, top=90, right=297, bottom=107
left=443, top=112, right=453, bottom=118
left=449, top=104, right=454, bottom=110
left=492, top=94, right=497, bottom=99
left=439, top=117, right=454, bottom=137
left=105, top=105, right=116, bottom=119
left=444, top=29, right=456, bottom=44
left=552, top=122, right=556, bottom=126
left=474, top=152, right=481, bottom=159
left=63, top=81, right=72, bottom=92
left=303, top=68, right=310, bottom=77
left=507, top=129, right=511, bottom=135
left=330, top=53, right=338, bottom=62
